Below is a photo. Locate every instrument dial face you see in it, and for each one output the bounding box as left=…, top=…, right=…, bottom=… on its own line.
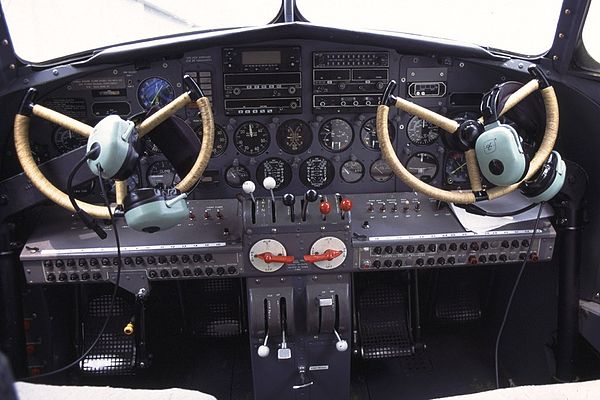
left=370, top=159, right=394, bottom=182
left=340, top=160, right=365, bottom=183
left=224, top=165, right=251, bottom=188
left=444, top=151, right=469, bottom=187
left=256, top=158, right=292, bottom=190
left=299, top=156, right=335, bottom=189
left=249, top=239, right=288, bottom=273
left=277, top=119, right=312, bottom=154
left=360, top=117, right=396, bottom=151
left=53, top=127, right=87, bottom=154
left=318, top=118, right=353, bottom=152
left=198, top=124, right=228, bottom=158
left=146, top=160, right=180, bottom=189
left=138, top=77, right=175, bottom=109
left=407, top=152, right=438, bottom=183
left=234, top=121, right=270, bottom=156
left=407, top=116, right=440, bottom=145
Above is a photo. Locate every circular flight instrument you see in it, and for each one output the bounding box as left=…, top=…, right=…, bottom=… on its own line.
left=308, top=236, right=347, bottom=270
left=249, top=239, right=289, bottom=273
left=299, top=156, right=335, bottom=189
left=277, top=119, right=312, bottom=154
left=360, top=117, right=396, bottom=150
left=53, top=127, right=88, bottom=154
left=146, top=160, right=181, bottom=189
left=406, top=116, right=441, bottom=145
left=406, top=152, right=438, bottom=182
left=256, top=158, right=292, bottom=190
left=444, top=151, right=469, bottom=186
left=318, top=118, right=353, bottom=152
left=198, top=124, right=228, bottom=157
left=370, top=159, right=394, bottom=182
left=340, top=160, right=364, bottom=183
left=224, top=165, right=251, bottom=188
left=137, top=77, right=176, bottom=109
left=234, top=121, right=270, bottom=156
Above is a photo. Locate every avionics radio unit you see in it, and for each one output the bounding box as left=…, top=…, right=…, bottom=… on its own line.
left=223, top=47, right=302, bottom=115
left=312, top=51, right=389, bottom=112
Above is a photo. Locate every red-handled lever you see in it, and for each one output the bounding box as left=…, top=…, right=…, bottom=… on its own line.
left=304, top=249, right=343, bottom=263
left=254, top=252, right=295, bottom=264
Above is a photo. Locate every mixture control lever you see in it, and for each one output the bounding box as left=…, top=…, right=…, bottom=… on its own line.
left=320, top=196, right=331, bottom=221
left=340, top=197, right=352, bottom=219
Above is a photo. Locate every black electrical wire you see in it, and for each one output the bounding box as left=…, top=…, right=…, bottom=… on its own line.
left=455, top=202, right=538, bottom=218
left=23, top=164, right=124, bottom=381
left=494, top=202, right=545, bottom=388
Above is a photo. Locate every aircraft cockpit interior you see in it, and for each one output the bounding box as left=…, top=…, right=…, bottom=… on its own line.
left=0, top=1, right=600, bottom=399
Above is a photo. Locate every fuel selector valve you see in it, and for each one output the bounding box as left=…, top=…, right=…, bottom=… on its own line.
left=303, top=236, right=347, bottom=270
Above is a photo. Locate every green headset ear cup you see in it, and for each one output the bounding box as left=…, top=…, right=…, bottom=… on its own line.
left=123, top=188, right=189, bottom=233
left=86, top=115, right=139, bottom=180
left=520, top=151, right=566, bottom=203
left=475, top=123, right=527, bottom=186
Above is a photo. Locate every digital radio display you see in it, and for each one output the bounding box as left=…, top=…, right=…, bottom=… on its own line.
left=242, top=50, right=281, bottom=65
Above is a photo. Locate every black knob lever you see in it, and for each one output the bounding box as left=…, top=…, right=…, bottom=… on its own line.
left=302, top=189, right=318, bottom=222
left=283, top=193, right=295, bottom=222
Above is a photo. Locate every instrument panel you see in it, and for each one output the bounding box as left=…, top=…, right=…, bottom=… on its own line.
left=28, top=41, right=520, bottom=199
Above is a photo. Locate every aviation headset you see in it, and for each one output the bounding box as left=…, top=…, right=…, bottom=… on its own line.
left=85, top=111, right=191, bottom=233
left=444, top=80, right=565, bottom=205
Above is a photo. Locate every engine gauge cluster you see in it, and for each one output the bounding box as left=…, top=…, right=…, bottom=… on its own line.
left=256, top=158, right=292, bottom=190
left=299, top=156, right=335, bottom=189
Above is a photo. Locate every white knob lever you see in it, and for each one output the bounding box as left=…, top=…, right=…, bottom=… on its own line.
left=263, top=176, right=276, bottom=203
left=242, top=180, right=256, bottom=203
left=257, top=334, right=270, bottom=358
left=334, top=329, right=348, bottom=352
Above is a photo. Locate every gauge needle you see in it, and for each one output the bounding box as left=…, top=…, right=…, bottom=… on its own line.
left=151, top=86, right=163, bottom=106
left=451, top=162, right=467, bottom=175
left=342, top=167, right=350, bottom=175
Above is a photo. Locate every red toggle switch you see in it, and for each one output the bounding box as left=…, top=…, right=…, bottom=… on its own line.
left=304, top=249, right=343, bottom=263
left=340, top=198, right=352, bottom=212
left=254, top=252, right=294, bottom=264
left=320, top=201, right=331, bottom=215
